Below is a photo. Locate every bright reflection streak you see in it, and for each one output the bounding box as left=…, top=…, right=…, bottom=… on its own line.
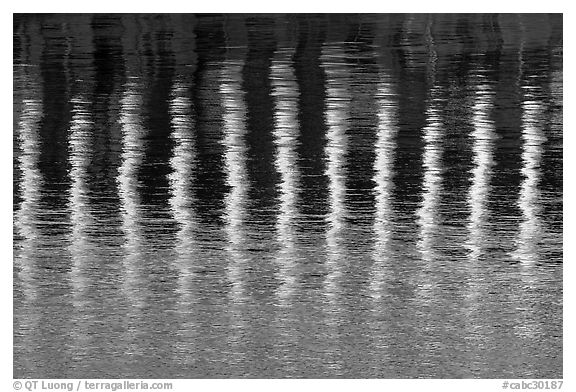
left=318, top=43, right=351, bottom=373
left=14, top=88, right=43, bottom=303
left=117, top=78, right=146, bottom=310
left=513, top=85, right=546, bottom=265
left=167, top=77, right=197, bottom=364
left=221, top=59, right=249, bottom=305
left=168, top=78, right=195, bottom=296
left=466, top=76, right=496, bottom=261
left=416, top=84, right=443, bottom=298
left=271, top=46, right=300, bottom=304
left=370, top=73, right=398, bottom=300
left=68, top=95, right=94, bottom=304
left=321, top=44, right=350, bottom=303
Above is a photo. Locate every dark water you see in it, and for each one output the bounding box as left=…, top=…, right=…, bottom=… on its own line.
left=13, top=14, right=562, bottom=378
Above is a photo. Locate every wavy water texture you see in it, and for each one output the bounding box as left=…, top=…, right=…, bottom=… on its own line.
left=13, top=14, right=562, bottom=379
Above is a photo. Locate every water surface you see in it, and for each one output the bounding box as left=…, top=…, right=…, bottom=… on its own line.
left=13, top=13, right=563, bottom=378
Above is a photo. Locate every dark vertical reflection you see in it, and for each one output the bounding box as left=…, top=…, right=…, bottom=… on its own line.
left=38, top=17, right=72, bottom=235
left=139, top=16, right=178, bottom=243
left=343, top=19, right=378, bottom=222
left=240, top=18, right=280, bottom=333
left=436, top=19, right=476, bottom=252
left=28, top=16, right=78, bottom=377
left=139, top=16, right=184, bottom=375
left=243, top=16, right=279, bottom=230
left=490, top=15, right=524, bottom=248
left=391, top=15, right=426, bottom=234
left=294, top=15, right=329, bottom=229
left=191, top=16, right=227, bottom=227
left=339, top=25, right=381, bottom=367
left=66, top=17, right=131, bottom=376
left=540, top=16, right=562, bottom=244
left=87, top=15, right=125, bottom=243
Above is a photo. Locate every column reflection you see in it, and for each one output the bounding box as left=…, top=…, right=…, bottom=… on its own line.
left=513, top=85, right=546, bottom=265
left=117, top=78, right=146, bottom=361
left=220, top=44, right=250, bottom=373
left=415, top=83, right=444, bottom=299
left=271, top=45, right=300, bottom=304
left=370, top=73, right=398, bottom=300
left=270, top=20, right=301, bottom=376
left=13, top=23, right=44, bottom=376
left=167, top=77, right=197, bottom=369
left=466, top=75, right=496, bottom=261
left=221, top=58, right=249, bottom=305
left=320, top=42, right=352, bottom=374
left=67, top=94, right=94, bottom=364
left=14, top=82, right=43, bottom=303
left=68, top=96, right=93, bottom=302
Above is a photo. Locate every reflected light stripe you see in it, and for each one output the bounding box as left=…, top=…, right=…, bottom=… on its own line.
left=370, top=74, right=398, bottom=300
left=514, top=86, right=546, bottom=265
left=416, top=84, right=443, bottom=298
left=221, top=59, right=249, bottom=305
left=417, top=85, right=443, bottom=258
left=68, top=96, right=94, bottom=304
left=321, top=44, right=350, bottom=302
left=271, top=47, right=300, bottom=304
left=167, top=76, right=197, bottom=363
left=168, top=78, right=195, bottom=296
left=466, top=76, right=496, bottom=261
left=13, top=33, right=43, bottom=373
left=14, top=92, right=43, bottom=302
left=67, top=94, right=94, bottom=363
left=319, top=42, right=350, bottom=374
left=118, top=78, right=146, bottom=310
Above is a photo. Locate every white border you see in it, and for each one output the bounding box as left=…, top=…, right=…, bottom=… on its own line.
left=3, top=4, right=569, bottom=392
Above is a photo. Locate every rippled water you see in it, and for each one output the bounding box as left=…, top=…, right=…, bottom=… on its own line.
left=13, top=14, right=562, bottom=378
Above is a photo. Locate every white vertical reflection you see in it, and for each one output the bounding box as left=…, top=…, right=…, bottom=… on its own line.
left=319, top=43, right=350, bottom=374
left=168, top=79, right=195, bottom=289
left=221, top=59, right=249, bottom=305
left=416, top=84, right=443, bottom=296
left=167, top=77, right=196, bottom=364
left=370, top=74, right=398, bottom=300
left=68, top=96, right=94, bottom=304
left=511, top=81, right=547, bottom=343
left=466, top=76, right=496, bottom=260
left=13, top=26, right=43, bottom=375
left=117, top=78, right=146, bottom=310
left=462, top=72, right=496, bottom=354
left=321, top=44, right=350, bottom=302
left=66, top=94, right=95, bottom=365
left=271, top=46, right=300, bottom=304
left=14, top=83, right=43, bottom=303
left=513, top=86, right=546, bottom=264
